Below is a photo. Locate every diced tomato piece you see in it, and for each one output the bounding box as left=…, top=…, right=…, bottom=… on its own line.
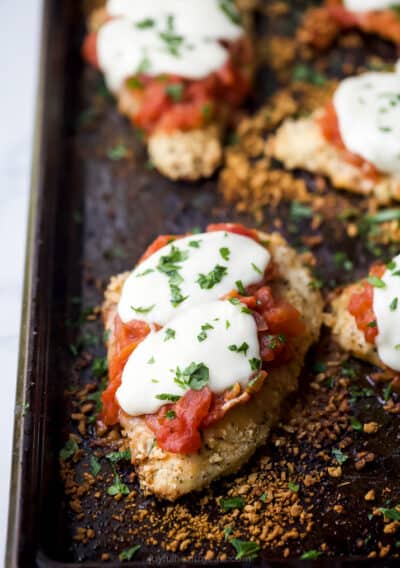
left=348, top=264, right=386, bottom=345
left=206, top=223, right=259, bottom=241
left=259, top=333, right=288, bottom=362
left=146, top=388, right=212, bottom=453
left=82, top=32, right=99, bottom=69
left=139, top=234, right=181, bottom=263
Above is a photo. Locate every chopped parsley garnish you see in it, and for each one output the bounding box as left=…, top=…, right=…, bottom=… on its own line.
left=349, top=416, right=363, bottom=431
left=197, top=323, right=214, bottom=342
left=148, top=356, right=155, bottom=364
left=229, top=297, right=241, bottom=306
left=290, top=200, right=313, bottom=220
left=367, top=320, right=377, bottom=328
left=164, top=328, right=176, bottom=341
left=292, top=64, right=327, bottom=86
left=59, top=439, right=78, bottom=460
left=106, top=449, right=131, bottom=463
left=119, top=545, right=141, bottom=561
left=367, top=275, right=386, bottom=288
left=288, top=482, right=299, bottom=493
left=332, top=448, right=348, bottom=466
left=107, top=473, right=130, bottom=496
left=197, top=265, right=228, bottom=289
left=220, top=497, right=244, bottom=510
left=92, top=356, right=108, bottom=378
left=135, top=268, right=154, bottom=277
left=251, top=262, right=262, bottom=275
left=230, top=539, right=260, bottom=560
left=224, top=526, right=233, bottom=541
left=333, top=251, right=353, bottom=271
left=173, top=362, right=210, bottom=391
left=165, top=83, right=184, bottom=102
left=313, top=361, right=327, bottom=373
left=259, top=493, right=267, bottom=502
left=390, top=297, right=398, bottom=311
left=159, top=15, right=184, bottom=57
left=241, top=306, right=252, bottom=314
left=136, top=54, right=151, bottom=74
left=383, top=382, right=392, bottom=402
left=301, top=550, right=322, bottom=560
left=157, top=245, right=189, bottom=307
left=189, top=239, right=201, bottom=248
left=364, top=208, right=400, bottom=224
left=379, top=506, right=400, bottom=521
left=236, top=280, right=246, bottom=295
left=202, top=102, right=213, bottom=121
left=387, top=260, right=397, bottom=270
left=395, top=344, right=400, bottom=350
left=90, top=456, right=101, bottom=477
left=219, top=247, right=230, bottom=261
left=226, top=320, right=231, bottom=329
left=127, top=76, right=144, bottom=90
left=107, top=143, right=128, bottom=161
left=166, top=410, right=176, bottom=420
left=135, top=18, right=154, bottom=29
left=155, top=393, right=181, bottom=402
left=229, top=342, right=249, bottom=356
left=249, top=358, right=261, bottom=371
left=218, top=0, right=242, bottom=25
left=131, top=304, right=155, bottom=314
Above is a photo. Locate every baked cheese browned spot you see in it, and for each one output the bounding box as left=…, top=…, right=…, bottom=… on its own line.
left=102, top=231, right=323, bottom=500
left=267, top=111, right=400, bottom=204
left=327, top=284, right=380, bottom=368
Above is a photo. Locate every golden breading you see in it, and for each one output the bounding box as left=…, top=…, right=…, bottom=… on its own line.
left=267, top=111, right=400, bottom=204
left=102, top=231, right=323, bottom=500
left=328, top=284, right=380, bottom=367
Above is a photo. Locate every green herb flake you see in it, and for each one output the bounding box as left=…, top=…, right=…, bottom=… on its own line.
left=383, top=382, right=392, bottom=402
left=301, top=550, right=323, bottom=560
left=106, top=449, right=131, bottom=463
left=197, top=323, right=214, bottom=342
left=131, top=304, right=155, bottom=314
left=259, top=493, right=267, bottom=502
left=220, top=496, right=244, bottom=511
left=229, top=297, right=241, bottom=306
left=313, top=361, right=327, bottom=374
left=390, top=297, right=398, bottom=311
left=251, top=262, right=262, bottom=275
left=166, top=410, right=176, bottom=420
left=218, top=0, right=242, bottom=25
left=59, top=439, right=78, bottom=461
left=127, top=76, right=144, bottom=90
left=135, top=17, right=154, bottom=29
left=107, top=143, right=128, bottom=161
left=197, top=265, right=228, bottom=290
left=249, top=357, right=261, bottom=371
left=333, top=251, right=353, bottom=271
left=288, top=481, right=300, bottom=493
left=225, top=320, right=231, bottom=329
left=148, top=356, right=155, bottom=364
left=230, top=539, right=261, bottom=560
left=155, top=393, right=181, bottom=402
left=90, top=456, right=101, bottom=477
left=364, top=208, right=400, bottom=224
left=136, top=55, right=151, bottom=74
left=165, top=83, right=184, bottom=102
left=135, top=268, right=154, bottom=278
left=379, top=506, right=400, bottom=521
left=173, top=362, right=210, bottom=391
left=107, top=473, right=130, bottom=496
left=236, top=280, right=246, bottom=295
left=349, top=416, right=363, bottom=431
left=189, top=240, right=201, bottom=248
left=292, top=63, right=327, bottom=86
left=164, top=328, right=176, bottom=341
left=119, top=545, right=141, bottom=561
left=229, top=342, right=249, bottom=356
left=219, top=247, right=230, bottom=261
left=224, top=525, right=233, bottom=541
left=92, top=357, right=108, bottom=378
left=367, top=275, right=386, bottom=288
left=290, top=200, right=313, bottom=221
left=202, top=101, right=213, bottom=121
left=332, top=448, right=348, bottom=466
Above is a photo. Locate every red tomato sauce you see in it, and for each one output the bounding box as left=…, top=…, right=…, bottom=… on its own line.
left=101, top=223, right=305, bottom=454
left=348, top=264, right=386, bottom=345
left=318, top=102, right=379, bottom=180
left=82, top=29, right=252, bottom=135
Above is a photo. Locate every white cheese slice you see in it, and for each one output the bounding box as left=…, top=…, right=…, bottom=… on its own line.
left=373, top=254, right=400, bottom=372
left=344, top=1, right=394, bottom=12
left=116, top=300, right=261, bottom=416
left=117, top=231, right=270, bottom=326
left=333, top=72, right=400, bottom=176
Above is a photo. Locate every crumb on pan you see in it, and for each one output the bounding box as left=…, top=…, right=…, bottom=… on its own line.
left=148, top=126, right=223, bottom=181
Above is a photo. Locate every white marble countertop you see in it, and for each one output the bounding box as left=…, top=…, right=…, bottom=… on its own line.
left=0, top=0, right=42, bottom=563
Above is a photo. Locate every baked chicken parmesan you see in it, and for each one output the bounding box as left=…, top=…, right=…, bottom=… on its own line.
left=329, top=254, right=400, bottom=371
left=268, top=69, right=400, bottom=202
left=82, top=0, right=252, bottom=181
left=300, top=1, right=400, bottom=50
left=100, top=223, right=323, bottom=500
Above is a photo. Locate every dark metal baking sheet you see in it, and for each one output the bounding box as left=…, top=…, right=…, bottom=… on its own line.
left=6, top=0, right=400, bottom=566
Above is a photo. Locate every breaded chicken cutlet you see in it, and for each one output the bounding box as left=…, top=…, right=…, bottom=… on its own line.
left=100, top=224, right=323, bottom=500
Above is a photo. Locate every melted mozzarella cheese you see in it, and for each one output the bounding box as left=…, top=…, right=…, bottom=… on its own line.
left=373, top=254, right=400, bottom=372
left=117, top=300, right=260, bottom=416
left=333, top=72, right=400, bottom=175
left=344, top=0, right=394, bottom=12
left=118, top=231, right=270, bottom=326
left=98, top=0, right=243, bottom=91
left=106, top=0, right=243, bottom=41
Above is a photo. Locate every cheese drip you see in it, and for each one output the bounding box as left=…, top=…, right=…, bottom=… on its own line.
left=333, top=72, right=400, bottom=175
left=118, top=231, right=270, bottom=326
left=116, top=300, right=261, bottom=416
left=344, top=1, right=395, bottom=12
left=373, top=254, right=400, bottom=372
left=98, top=0, right=244, bottom=91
